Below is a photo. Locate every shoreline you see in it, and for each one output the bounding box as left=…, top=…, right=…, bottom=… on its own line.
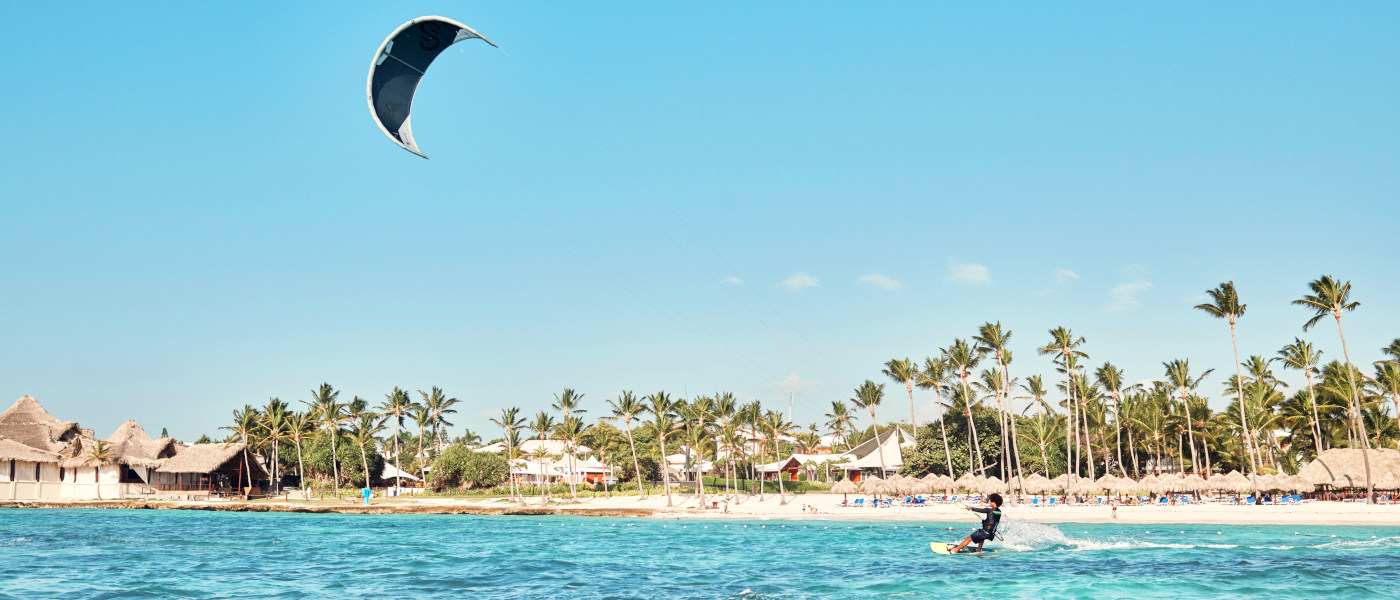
left=6, top=494, right=1400, bottom=526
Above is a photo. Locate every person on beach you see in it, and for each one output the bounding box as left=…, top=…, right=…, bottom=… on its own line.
left=949, top=493, right=1003, bottom=554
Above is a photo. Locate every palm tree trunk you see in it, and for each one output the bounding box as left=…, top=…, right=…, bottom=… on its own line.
left=906, top=381, right=919, bottom=431
left=623, top=421, right=646, bottom=500
left=1063, top=371, right=1075, bottom=477
left=392, top=417, right=402, bottom=494
left=958, top=376, right=983, bottom=474
left=1334, top=315, right=1374, bottom=503
left=294, top=438, right=307, bottom=500
left=869, top=410, right=888, bottom=479
left=1082, top=398, right=1096, bottom=480
left=1179, top=393, right=1199, bottom=474
left=659, top=433, right=673, bottom=507
left=360, top=445, right=370, bottom=490
left=1228, top=323, right=1261, bottom=497
left=1128, top=426, right=1140, bottom=476
left=776, top=462, right=788, bottom=505
left=1112, top=396, right=1125, bottom=475
left=328, top=427, right=341, bottom=495
left=243, top=447, right=253, bottom=495
left=933, top=387, right=956, bottom=477
left=1305, top=371, right=1324, bottom=454
left=416, top=425, right=426, bottom=484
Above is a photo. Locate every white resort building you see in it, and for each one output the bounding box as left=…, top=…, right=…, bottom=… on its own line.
left=0, top=395, right=267, bottom=501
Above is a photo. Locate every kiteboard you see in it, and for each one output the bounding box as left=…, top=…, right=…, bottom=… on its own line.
left=929, top=542, right=996, bottom=555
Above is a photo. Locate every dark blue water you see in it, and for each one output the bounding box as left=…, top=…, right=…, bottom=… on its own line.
left=1, top=509, right=1397, bottom=598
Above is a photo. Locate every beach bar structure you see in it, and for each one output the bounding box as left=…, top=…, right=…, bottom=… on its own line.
left=153, top=442, right=268, bottom=498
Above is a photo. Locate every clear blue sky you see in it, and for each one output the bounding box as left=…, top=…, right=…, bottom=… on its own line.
left=2, top=3, right=1397, bottom=441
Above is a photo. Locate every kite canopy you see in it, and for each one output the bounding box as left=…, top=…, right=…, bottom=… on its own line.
left=366, top=16, right=496, bottom=158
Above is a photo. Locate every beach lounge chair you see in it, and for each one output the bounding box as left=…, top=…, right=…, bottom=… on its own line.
left=853, top=498, right=864, bottom=507
left=1031, top=498, right=1039, bottom=506
left=1047, top=498, right=1056, bottom=506
left=1245, top=496, right=1254, bottom=504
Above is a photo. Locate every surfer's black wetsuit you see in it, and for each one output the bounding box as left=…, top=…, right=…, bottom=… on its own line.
left=968, top=506, right=1001, bottom=543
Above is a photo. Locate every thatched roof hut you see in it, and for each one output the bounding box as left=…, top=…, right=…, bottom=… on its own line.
left=104, top=420, right=177, bottom=468
left=0, top=437, right=59, bottom=463
left=0, top=395, right=86, bottom=453
left=1022, top=473, right=1053, bottom=494
left=158, top=443, right=269, bottom=479
left=1298, top=449, right=1400, bottom=489
left=980, top=476, right=1008, bottom=494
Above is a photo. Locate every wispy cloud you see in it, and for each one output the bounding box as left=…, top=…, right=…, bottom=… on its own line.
left=770, top=372, right=819, bottom=395
left=857, top=273, right=905, bottom=291
left=1036, top=267, right=1081, bottom=296
left=720, top=276, right=744, bottom=285
left=781, top=272, right=819, bottom=291
left=1108, top=265, right=1152, bottom=312
left=945, top=259, right=991, bottom=286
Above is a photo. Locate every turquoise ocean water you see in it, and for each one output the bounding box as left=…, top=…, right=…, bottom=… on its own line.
left=2, top=508, right=1397, bottom=599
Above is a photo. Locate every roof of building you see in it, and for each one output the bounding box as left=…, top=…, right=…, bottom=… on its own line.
left=157, top=443, right=269, bottom=478
left=0, top=395, right=83, bottom=453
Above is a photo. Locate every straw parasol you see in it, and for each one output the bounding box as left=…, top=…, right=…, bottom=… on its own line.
left=954, top=473, right=980, bottom=492
left=1181, top=474, right=1207, bottom=493
left=859, top=475, right=886, bottom=496
left=1287, top=474, right=1315, bottom=493
left=1049, top=473, right=1072, bottom=492
left=981, top=476, right=1008, bottom=494
left=1095, top=474, right=1119, bottom=494
left=831, top=477, right=858, bottom=502
left=1023, top=473, right=1053, bottom=494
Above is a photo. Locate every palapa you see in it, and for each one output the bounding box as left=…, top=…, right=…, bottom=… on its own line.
left=953, top=472, right=980, bottom=492
left=158, top=442, right=270, bottom=479
left=1298, top=448, right=1400, bottom=489
left=831, top=477, right=858, bottom=500
left=858, top=474, right=886, bottom=495
left=980, top=476, right=1008, bottom=494
left=104, top=420, right=177, bottom=469
left=0, top=395, right=85, bottom=453
left=0, top=437, right=59, bottom=463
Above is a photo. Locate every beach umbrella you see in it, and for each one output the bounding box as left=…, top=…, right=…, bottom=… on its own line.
left=981, top=476, right=1008, bottom=494
left=954, top=473, right=980, bottom=492
left=1049, top=473, right=1071, bottom=492
left=1095, top=474, right=1119, bottom=494
left=1022, top=473, right=1052, bottom=494
left=859, top=475, right=885, bottom=496
left=1181, top=474, right=1206, bottom=493
left=831, top=478, right=858, bottom=501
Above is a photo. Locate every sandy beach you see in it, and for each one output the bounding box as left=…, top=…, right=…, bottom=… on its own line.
left=11, top=492, right=1400, bottom=526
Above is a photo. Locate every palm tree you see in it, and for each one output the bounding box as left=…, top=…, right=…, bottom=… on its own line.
left=645, top=392, right=679, bottom=507
left=220, top=405, right=261, bottom=494
left=1163, top=359, right=1212, bottom=475
left=1375, top=363, right=1400, bottom=429
left=942, top=339, right=986, bottom=474
left=678, top=398, right=714, bottom=505
left=410, top=405, right=433, bottom=483
left=882, top=358, right=921, bottom=431
left=763, top=410, right=797, bottom=504
left=1278, top=338, right=1325, bottom=455
left=604, top=391, right=648, bottom=500
left=85, top=440, right=115, bottom=500
left=286, top=412, right=312, bottom=498
left=719, top=423, right=744, bottom=502
left=552, top=389, right=586, bottom=492
left=824, top=401, right=856, bottom=449
left=418, top=387, right=459, bottom=452
left=304, top=384, right=347, bottom=493
left=490, top=407, right=527, bottom=504
left=350, top=414, right=385, bottom=488
left=555, top=416, right=585, bottom=500
left=377, top=387, right=417, bottom=492
left=1038, top=327, right=1087, bottom=477
left=915, top=357, right=956, bottom=476
left=849, top=380, right=888, bottom=477
left=1294, top=275, right=1373, bottom=503
left=1196, top=281, right=1261, bottom=479
left=529, top=411, right=556, bottom=504
left=260, top=399, right=292, bottom=494
left=1094, top=363, right=1127, bottom=475
left=975, top=322, right=1024, bottom=490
